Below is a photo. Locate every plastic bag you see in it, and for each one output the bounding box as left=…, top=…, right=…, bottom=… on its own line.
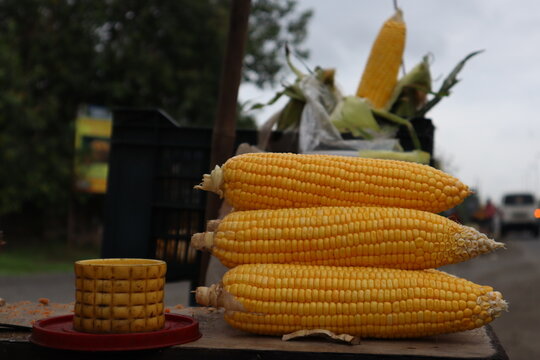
left=297, top=74, right=400, bottom=154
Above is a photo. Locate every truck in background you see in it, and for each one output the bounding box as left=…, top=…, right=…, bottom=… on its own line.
left=499, top=193, right=539, bottom=238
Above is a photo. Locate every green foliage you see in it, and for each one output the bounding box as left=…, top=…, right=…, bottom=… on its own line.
left=0, top=0, right=98, bottom=214
left=245, top=0, right=312, bottom=87
left=0, top=240, right=99, bottom=275
left=0, top=0, right=312, bottom=215
left=90, top=0, right=229, bottom=126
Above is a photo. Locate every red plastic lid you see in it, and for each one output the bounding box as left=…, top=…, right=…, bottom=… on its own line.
left=30, top=313, right=201, bottom=351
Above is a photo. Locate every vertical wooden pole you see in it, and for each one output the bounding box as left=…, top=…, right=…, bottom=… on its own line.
left=210, top=0, right=251, bottom=171
left=198, top=0, right=251, bottom=287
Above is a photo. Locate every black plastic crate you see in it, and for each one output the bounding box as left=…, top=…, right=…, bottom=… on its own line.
left=395, top=118, right=435, bottom=155
left=102, top=109, right=258, bottom=294
left=102, top=109, right=437, bottom=299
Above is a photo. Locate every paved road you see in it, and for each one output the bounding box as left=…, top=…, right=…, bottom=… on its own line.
left=443, top=232, right=540, bottom=360
left=1, top=233, right=537, bottom=358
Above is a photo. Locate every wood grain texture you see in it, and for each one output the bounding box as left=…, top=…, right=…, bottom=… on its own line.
left=176, top=308, right=502, bottom=359
left=0, top=304, right=508, bottom=359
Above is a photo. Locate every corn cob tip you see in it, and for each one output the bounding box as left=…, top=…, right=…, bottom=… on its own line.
left=206, top=219, right=222, bottom=232
left=480, top=291, right=509, bottom=318
left=195, top=285, right=216, bottom=306
left=391, top=7, right=404, bottom=23
left=191, top=232, right=214, bottom=252
left=194, top=165, right=224, bottom=198
left=195, top=284, right=245, bottom=311
left=455, top=225, right=505, bottom=260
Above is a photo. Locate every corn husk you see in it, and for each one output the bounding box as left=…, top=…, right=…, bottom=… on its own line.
left=252, top=46, right=340, bottom=132
left=358, top=149, right=431, bottom=164
left=330, top=96, right=380, bottom=138
left=386, top=55, right=432, bottom=117
left=416, top=50, right=483, bottom=118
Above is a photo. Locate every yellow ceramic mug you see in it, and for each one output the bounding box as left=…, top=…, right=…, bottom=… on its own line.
left=73, top=258, right=167, bottom=333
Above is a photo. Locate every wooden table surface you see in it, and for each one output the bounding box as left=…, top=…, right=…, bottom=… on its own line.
left=0, top=302, right=508, bottom=360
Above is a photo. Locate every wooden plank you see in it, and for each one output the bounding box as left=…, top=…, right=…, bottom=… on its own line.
left=0, top=304, right=507, bottom=359
left=176, top=308, right=503, bottom=359
left=0, top=301, right=73, bottom=328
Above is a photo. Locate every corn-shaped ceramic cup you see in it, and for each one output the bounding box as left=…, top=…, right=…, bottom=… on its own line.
left=74, top=258, right=167, bottom=333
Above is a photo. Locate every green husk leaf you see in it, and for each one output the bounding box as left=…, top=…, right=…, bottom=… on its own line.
left=372, top=108, right=421, bottom=150
left=416, top=50, right=484, bottom=117
left=386, top=54, right=432, bottom=118
left=358, top=149, right=431, bottom=164
left=252, top=46, right=340, bottom=131
left=282, top=84, right=306, bottom=102
left=250, top=89, right=287, bottom=110
left=330, top=96, right=380, bottom=139
left=250, top=45, right=306, bottom=111
left=285, top=43, right=306, bottom=79
left=277, top=98, right=305, bottom=131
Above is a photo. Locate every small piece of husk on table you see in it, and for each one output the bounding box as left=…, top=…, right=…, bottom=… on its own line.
left=282, top=329, right=361, bottom=345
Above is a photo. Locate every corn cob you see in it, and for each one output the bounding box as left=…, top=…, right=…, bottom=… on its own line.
left=191, top=206, right=503, bottom=269
left=356, top=9, right=406, bottom=109
left=74, top=259, right=166, bottom=333
left=196, top=264, right=507, bottom=338
left=194, top=153, right=470, bottom=213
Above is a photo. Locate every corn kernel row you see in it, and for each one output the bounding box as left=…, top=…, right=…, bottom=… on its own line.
left=196, top=264, right=507, bottom=338
left=195, top=153, right=470, bottom=213
left=192, top=206, right=502, bottom=269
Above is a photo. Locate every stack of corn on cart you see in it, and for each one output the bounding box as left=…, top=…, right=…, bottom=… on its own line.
left=192, top=152, right=507, bottom=339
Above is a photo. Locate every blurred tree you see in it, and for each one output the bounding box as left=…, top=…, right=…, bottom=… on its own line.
left=0, top=0, right=312, bottom=215
left=0, top=0, right=99, bottom=215
left=91, top=0, right=312, bottom=126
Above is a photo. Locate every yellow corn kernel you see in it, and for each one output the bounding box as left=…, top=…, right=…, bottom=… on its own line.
left=194, top=153, right=470, bottom=213
left=356, top=9, right=406, bottom=109
left=195, top=264, right=507, bottom=338
left=191, top=207, right=503, bottom=269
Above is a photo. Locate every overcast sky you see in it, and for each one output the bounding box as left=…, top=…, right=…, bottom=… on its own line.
left=239, top=0, right=540, bottom=204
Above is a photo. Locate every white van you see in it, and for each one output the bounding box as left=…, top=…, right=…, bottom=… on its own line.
left=499, top=193, right=538, bottom=237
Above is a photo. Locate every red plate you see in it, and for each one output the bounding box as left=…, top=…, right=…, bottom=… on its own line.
left=30, top=313, right=201, bottom=351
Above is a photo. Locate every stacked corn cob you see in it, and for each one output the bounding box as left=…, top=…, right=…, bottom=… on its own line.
left=193, top=153, right=507, bottom=338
